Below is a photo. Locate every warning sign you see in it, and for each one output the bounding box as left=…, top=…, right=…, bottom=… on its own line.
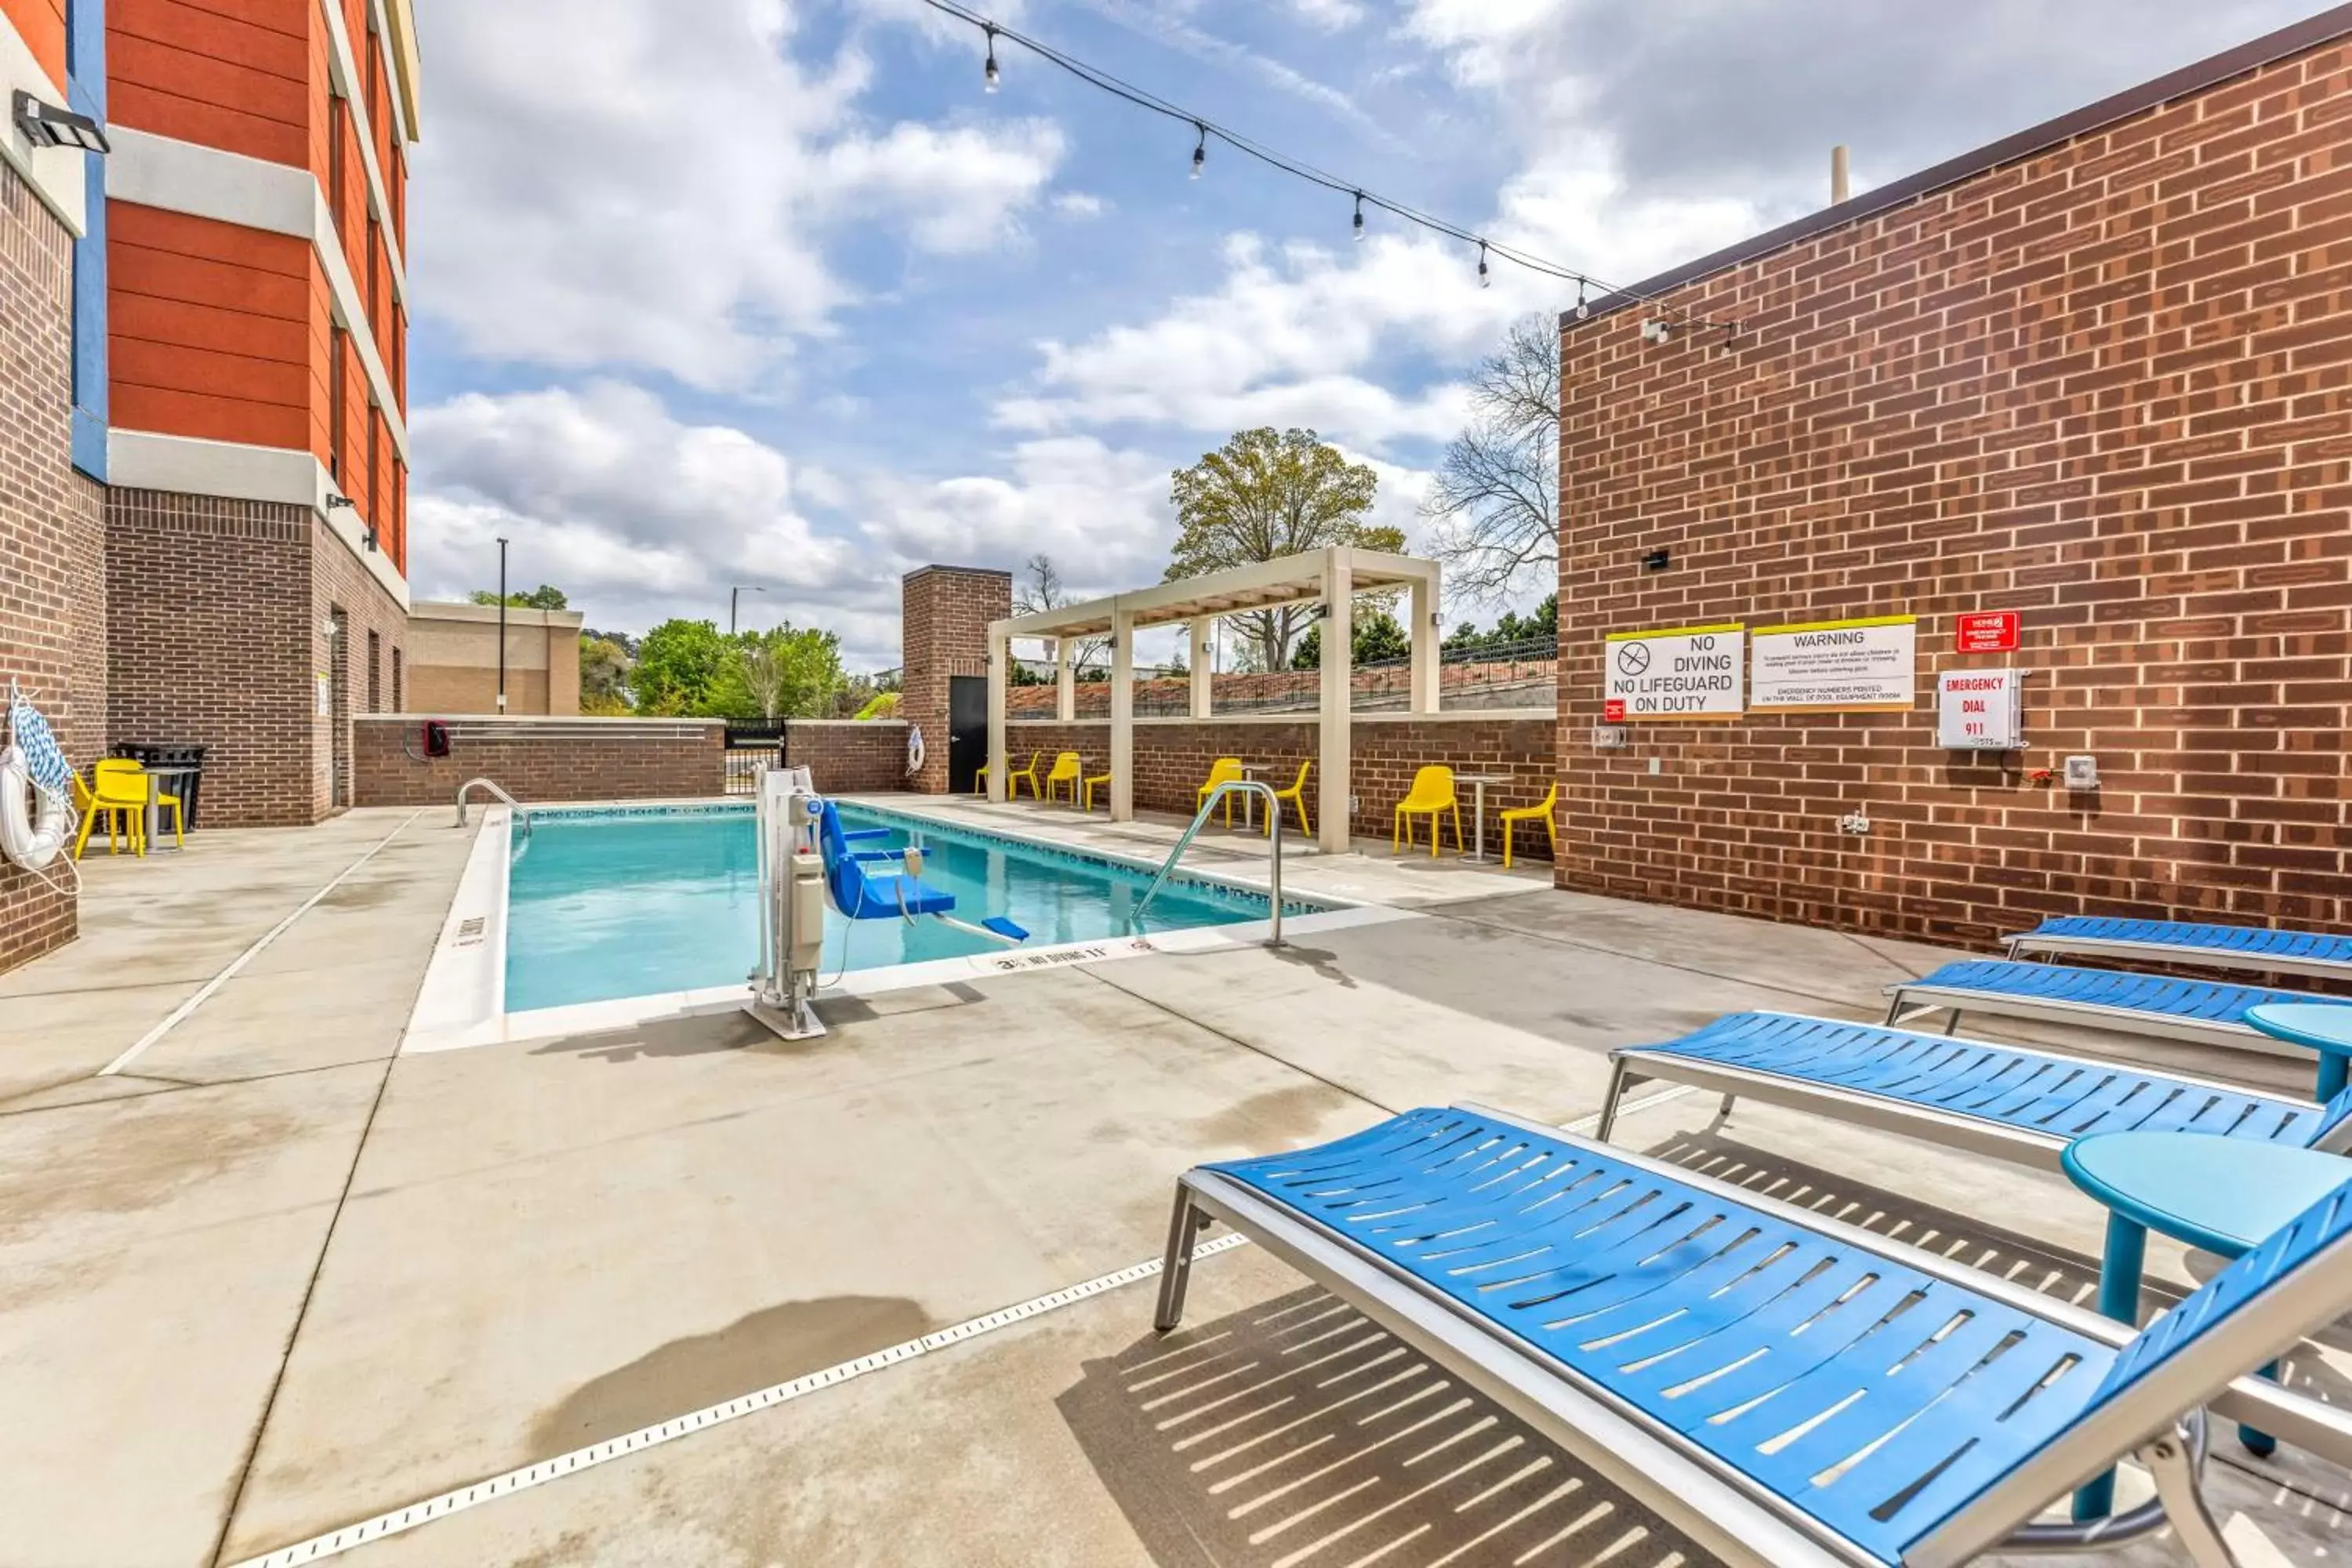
left=1752, top=615, right=1917, bottom=712
left=1956, top=610, right=2020, bottom=652
left=1603, top=623, right=1745, bottom=721
left=1936, top=667, right=2024, bottom=750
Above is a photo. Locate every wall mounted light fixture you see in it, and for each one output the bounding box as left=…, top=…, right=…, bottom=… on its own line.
left=1642, top=548, right=1671, bottom=572
left=13, top=91, right=109, bottom=153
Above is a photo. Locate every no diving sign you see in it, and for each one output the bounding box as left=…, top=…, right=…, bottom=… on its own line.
left=1604, top=623, right=1746, bottom=721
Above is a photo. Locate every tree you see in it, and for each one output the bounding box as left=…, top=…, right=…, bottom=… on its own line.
left=1013, top=554, right=1106, bottom=673
left=1290, top=609, right=1412, bottom=670
left=579, top=635, right=632, bottom=714
left=630, top=619, right=732, bottom=715
left=710, top=625, right=846, bottom=720
left=470, top=584, right=569, bottom=610
left=1443, top=595, right=1559, bottom=656
left=1422, top=315, right=1559, bottom=601
left=1167, top=428, right=1400, bottom=670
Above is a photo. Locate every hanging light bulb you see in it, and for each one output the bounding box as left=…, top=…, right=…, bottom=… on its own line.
left=1190, top=123, right=1206, bottom=180
left=983, top=25, right=1000, bottom=93
left=1352, top=192, right=1365, bottom=243
left=1477, top=241, right=1490, bottom=289
left=1575, top=278, right=1588, bottom=319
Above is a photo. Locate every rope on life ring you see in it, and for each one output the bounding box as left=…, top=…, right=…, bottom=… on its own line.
left=906, top=724, right=926, bottom=776
left=0, top=745, right=72, bottom=873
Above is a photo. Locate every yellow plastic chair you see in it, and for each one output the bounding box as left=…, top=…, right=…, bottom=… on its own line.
left=1041, top=752, right=1082, bottom=806
left=1083, top=767, right=1113, bottom=812
left=1267, top=759, right=1312, bottom=837
left=1497, top=783, right=1559, bottom=869
left=1392, top=765, right=1461, bottom=858
left=1006, top=751, right=1046, bottom=800
left=96, top=758, right=183, bottom=851
left=1196, top=757, right=1245, bottom=826
left=71, top=770, right=147, bottom=858
left=971, top=763, right=989, bottom=795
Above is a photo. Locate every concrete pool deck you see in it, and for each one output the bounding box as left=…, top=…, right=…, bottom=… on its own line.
left=2, top=797, right=2347, bottom=1566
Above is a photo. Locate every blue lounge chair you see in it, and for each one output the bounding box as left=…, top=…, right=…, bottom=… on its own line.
left=1157, top=1104, right=2352, bottom=1568
left=1883, top=959, right=2352, bottom=1065
left=2007, top=916, right=2352, bottom=982
left=1595, top=1011, right=2352, bottom=1170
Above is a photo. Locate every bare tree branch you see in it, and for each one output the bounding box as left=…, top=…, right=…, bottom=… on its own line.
left=1422, top=314, right=1559, bottom=604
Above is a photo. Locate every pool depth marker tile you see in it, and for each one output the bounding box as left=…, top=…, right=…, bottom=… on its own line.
left=214, top=1087, right=1693, bottom=1568
left=100, top=811, right=427, bottom=1077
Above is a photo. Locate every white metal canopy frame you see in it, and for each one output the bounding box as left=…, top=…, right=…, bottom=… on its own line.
left=985, top=547, right=1443, bottom=852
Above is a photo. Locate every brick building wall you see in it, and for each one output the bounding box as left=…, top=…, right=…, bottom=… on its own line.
left=0, top=160, right=103, bottom=975
left=1558, top=31, right=2352, bottom=945
left=782, top=720, right=909, bottom=795
left=1004, top=658, right=1556, bottom=718
left=351, top=717, right=724, bottom=806
left=104, top=493, right=404, bottom=826
left=900, top=566, right=1008, bottom=793
left=1005, top=714, right=1554, bottom=846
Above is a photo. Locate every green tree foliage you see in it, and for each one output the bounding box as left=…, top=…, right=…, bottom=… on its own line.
left=1290, top=609, right=1412, bottom=670
left=470, top=584, right=570, bottom=610
left=1167, top=428, right=1400, bottom=669
left=630, top=619, right=733, bottom=715
left=579, top=635, right=632, bottom=715
left=1443, top=595, right=1559, bottom=655
left=708, top=626, right=847, bottom=720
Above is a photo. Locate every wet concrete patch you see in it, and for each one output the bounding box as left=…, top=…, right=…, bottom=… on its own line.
left=531, top=1295, right=935, bottom=1454
left=1189, top=1080, right=1362, bottom=1149
left=0, top=1093, right=300, bottom=1240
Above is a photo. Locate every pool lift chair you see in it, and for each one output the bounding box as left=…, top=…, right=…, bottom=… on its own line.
left=746, top=771, right=1029, bottom=1041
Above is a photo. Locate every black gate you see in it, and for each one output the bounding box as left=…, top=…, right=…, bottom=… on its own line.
left=948, top=676, right=989, bottom=793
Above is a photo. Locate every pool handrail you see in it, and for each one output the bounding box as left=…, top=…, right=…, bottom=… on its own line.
left=455, top=777, right=532, bottom=837
left=1132, top=779, right=1283, bottom=947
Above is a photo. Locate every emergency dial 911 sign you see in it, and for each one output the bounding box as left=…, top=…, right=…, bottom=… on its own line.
left=1603, top=623, right=1746, bottom=721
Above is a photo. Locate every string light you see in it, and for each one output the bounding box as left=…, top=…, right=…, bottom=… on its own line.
left=918, top=0, right=1739, bottom=336
left=1575, top=279, right=1588, bottom=318
left=982, top=24, right=1000, bottom=92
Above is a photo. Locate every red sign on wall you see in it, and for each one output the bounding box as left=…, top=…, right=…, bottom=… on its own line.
left=1604, top=699, right=1627, bottom=722
left=1956, top=610, right=2020, bottom=652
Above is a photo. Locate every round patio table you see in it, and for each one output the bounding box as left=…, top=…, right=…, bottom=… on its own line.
left=2245, top=1002, right=2352, bottom=1103
left=2058, top=1130, right=2347, bottom=1515
left=1454, top=773, right=1510, bottom=864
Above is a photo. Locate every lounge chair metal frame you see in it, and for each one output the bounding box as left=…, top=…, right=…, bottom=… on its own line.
left=1156, top=1103, right=2352, bottom=1568
left=1595, top=1011, right=2352, bottom=1174
left=1882, top=960, right=2325, bottom=1060
left=2005, top=917, right=2352, bottom=983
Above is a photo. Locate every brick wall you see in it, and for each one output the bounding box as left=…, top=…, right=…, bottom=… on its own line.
left=1558, top=34, right=2352, bottom=945
left=782, top=720, right=909, bottom=794
left=352, top=717, right=724, bottom=806
left=0, top=160, right=100, bottom=975
left=1004, top=658, right=1556, bottom=718
left=314, top=517, right=409, bottom=815
left=1006, top=713, right=1555, bottom=846
left=900, top=565, right=1008, bottom=793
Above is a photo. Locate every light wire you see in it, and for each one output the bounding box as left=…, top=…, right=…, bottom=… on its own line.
left=913, top=0, right=1737, bottom=332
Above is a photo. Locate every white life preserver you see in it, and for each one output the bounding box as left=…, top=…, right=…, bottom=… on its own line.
left=906, top=724, right=926, bottom=776
left=0, top=745, right=71, bottom=871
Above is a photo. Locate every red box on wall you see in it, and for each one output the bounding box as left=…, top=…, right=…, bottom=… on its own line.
left=1956, top=611, right=2020, bottom=652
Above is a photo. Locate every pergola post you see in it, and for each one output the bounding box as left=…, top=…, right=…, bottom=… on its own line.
left=1109, top=603, right=1135, bottom=822
left=1055, top=637, right=1075, bottom=721
left=1410, top=569, right=1440, bottom=714
left=986, top=624, right=1010, bottom=802
left=1317, top=547, right=1352, bottom=854
left=1189, top=620, right=1214, bottom=718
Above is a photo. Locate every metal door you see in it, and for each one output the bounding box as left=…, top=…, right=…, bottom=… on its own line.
left=948, top=675, right=989, bottom=793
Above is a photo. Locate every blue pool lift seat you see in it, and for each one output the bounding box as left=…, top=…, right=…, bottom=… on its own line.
left=814, top=802, right=955, bottom=920
left=1156, top=1104, right=2352, bottom=1567
left=1883, top=959, right=2352, bottom=1067
left=2005, top=916, right=2352, bottom=982
left=1595, top=1011, right=2352, bottom=1170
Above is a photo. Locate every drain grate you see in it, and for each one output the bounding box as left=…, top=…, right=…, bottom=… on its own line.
left=452, top=917, right=485, bottom=949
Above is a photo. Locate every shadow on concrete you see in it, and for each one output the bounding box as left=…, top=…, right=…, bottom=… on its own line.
left=1056, top=1286, right=1701, bottom=1568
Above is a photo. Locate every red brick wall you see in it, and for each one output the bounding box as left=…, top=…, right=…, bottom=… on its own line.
left=313, top=516, right=407, bottom=815
left=352, top=717, right=724, bottom=806
left=782, top=720, right=909, bottom=794
left=1006, top=715, right=1554, bottom=846
left=1558, top=35, right=2352, bottom=946
left=900, top=566, right=1008, bottom=793
left=0, top=161, right=103, bottom=975
left=1005, top=659, right=1556, bottom=718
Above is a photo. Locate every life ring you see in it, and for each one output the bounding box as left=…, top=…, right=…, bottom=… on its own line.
left=906, top=724, right=925, bottom=776
left=0, top=745, right=71, bottom=871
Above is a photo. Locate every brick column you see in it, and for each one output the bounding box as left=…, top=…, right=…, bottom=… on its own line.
left=900, top=565, right=1011, bottom=794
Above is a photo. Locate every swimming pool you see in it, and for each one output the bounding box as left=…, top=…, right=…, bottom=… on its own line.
left=503, top=804, right=1309, bottom=1012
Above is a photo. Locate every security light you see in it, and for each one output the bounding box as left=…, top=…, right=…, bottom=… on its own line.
left=13, top=91, right=108, bottom=154
left=326, top=492, right=355, bottom=510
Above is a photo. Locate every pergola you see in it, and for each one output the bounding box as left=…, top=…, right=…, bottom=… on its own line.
left=985, top=547, right=1443, bottom=853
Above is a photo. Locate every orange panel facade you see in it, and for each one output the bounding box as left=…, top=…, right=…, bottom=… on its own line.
left=2, top=0, right=66, bottom=88
left=107, top=0, right=308, bottom=166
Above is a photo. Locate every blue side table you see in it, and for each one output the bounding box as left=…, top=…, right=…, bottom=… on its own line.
left=2246, top=1001, right=2352, bottom=1103
left=2058, top=1130, right=2347, bottom=1519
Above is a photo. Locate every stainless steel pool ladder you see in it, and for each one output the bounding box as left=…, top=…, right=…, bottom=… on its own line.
left=456, top=777, right=532, bottom=837
left=1131, top=779, right=1283, bottom=947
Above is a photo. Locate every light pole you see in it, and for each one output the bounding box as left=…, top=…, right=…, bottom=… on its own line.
left=495, top=536, right=510, bottom=713
left=730, top=584, right=764, bottom=634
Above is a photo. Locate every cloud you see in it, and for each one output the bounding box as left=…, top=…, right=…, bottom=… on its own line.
left=408, top=0, right=1065, bottom=388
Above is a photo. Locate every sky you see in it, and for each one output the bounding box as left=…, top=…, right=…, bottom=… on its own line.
left=401, top=0, right=2324, bottom=670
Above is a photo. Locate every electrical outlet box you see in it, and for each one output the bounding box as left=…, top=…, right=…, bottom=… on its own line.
left=2063, top=754, right=2100, bottom=790
left=1592, top=726, right=1628, bottom=750
left=1838, top=810, right=1871, bottom=836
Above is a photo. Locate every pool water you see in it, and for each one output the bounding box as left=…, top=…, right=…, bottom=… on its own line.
left=503, top=805, right=1285, bottom=1013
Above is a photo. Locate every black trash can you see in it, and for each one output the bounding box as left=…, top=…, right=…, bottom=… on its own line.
left=115, top=743, right=208, bottom=829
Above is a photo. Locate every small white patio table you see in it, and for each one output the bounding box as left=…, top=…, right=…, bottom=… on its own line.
left=1454, top=772, right=1510, bottom=863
